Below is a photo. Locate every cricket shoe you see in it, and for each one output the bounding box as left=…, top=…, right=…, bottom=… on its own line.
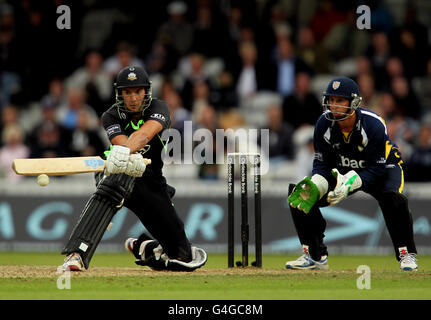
left=399, top=247, right=418, bottom=271
left=125, top=238, right=138, bottom=255
left=285, top=245, right=329, bottom=270
left=61, top=252, right=84, bottom=271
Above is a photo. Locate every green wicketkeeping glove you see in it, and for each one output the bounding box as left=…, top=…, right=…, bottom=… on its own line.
left=288, top=177, right=321, bottom=214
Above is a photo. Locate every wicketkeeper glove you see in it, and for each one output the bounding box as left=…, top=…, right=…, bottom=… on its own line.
left=125, top=153, right=147, bottom=177
left=105, top=145, right=130, bottom=176
left=327, top=169, right=362, bottom=206
left=288, top=174, right=328, bottom=214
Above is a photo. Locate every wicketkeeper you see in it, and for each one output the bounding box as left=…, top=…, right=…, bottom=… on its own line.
left=60, top=66, right=207, bottom=271
left=286, top=77, right=418, bottom=271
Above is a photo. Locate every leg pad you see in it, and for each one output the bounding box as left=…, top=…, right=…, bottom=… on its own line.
left=61, top=174, right=136, bottom=269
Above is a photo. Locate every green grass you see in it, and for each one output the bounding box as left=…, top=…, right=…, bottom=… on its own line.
left=0, top=252, right=430, bottom=300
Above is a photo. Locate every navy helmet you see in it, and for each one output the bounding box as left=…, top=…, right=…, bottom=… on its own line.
left=114, top=66, right=152, bottom=114
left=322, top=77, right=362, bottom=121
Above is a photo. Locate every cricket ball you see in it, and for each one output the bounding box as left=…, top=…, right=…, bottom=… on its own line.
left=37, top=174, right=50, bottom=187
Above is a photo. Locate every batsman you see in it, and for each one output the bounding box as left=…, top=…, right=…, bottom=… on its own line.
left=60, top=66, right=207, bottom=271
left=286, top=77, right=418, bottom=271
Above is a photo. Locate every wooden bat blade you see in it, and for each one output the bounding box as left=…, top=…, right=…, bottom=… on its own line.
left=12, top=157, right=106, bottom=176
left=12, top=157, right=151, bottom=176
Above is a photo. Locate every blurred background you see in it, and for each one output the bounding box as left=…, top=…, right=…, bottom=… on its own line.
left=1, top=0, right=431, bottom=255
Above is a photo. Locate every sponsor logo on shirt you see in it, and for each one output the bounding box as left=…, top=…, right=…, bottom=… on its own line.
left=106, top=124, right=122, bottom=137
left=340, top=155, right=365, bottom=169
left=150, top=113, right=166, bottom=122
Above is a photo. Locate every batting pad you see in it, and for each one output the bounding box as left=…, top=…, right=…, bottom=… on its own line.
left=61, top=174, right=136, bottom=269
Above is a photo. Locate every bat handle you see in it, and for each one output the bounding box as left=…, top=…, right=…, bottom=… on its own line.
left=143, top=158, right=151, bottom=165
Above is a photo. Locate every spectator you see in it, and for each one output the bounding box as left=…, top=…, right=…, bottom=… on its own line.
left=391, top=76, right=421, bottom=120
left=412, top=57, right=431, bottom=112
left=357, top=74, right=381, bottom=111
left=296, top=26, right=330, bottom=74
left=65, top=50, right=113, bottom=117
left=395, top=28, right=425, bottom=78
left=405, top=124, right=431, bottom=181
left=27, top=101, right=72, bottom=157
left=0, top=2, right=19, bottom=72
left=69, top=109, right=108, bottom=157
left=56, top=88, right=99, bottom=131
left=145, top=40, right=177, bottom=81
left=272, top=35, right=311, bottom=98
left=309, top=0, right=346, bottom=44
left=191, top=3, right=227, bottom=59
left=18, top=4, right=57, bottom=102
left=179, top=53, right=210, bottom=110
left=322, top=9, right=370, bottom=61
left=103, top=42, right=144, bottom=78
left=382, top=56, right=405, bottom=90
left=366, top=31, right=392, bottom=90
left=163, top=88, right=191, bottom=136
left=191, top=81, right=212, bottom=123
left=393, top=6, right=428, bottom=78
left=234, top=41, right=259, bottom=101
left=0, top=124, right=29, bottom=181
left=224, top=5, right=243, bottom=60
left=210, top=70, right=238, bottom=111
left=262, top=103, right=294, bottom=160
left=156, top=1, right=193, bottom=58
left=375, top=91, right=397, bottom=120
left=40, top=78, right=66, bottom=112
left=282, top=72, right=321, bottom=129
left=353, top=56, right=373, bottom=81
left=256, top=3, right=292, bottom=64
left=369, top=0, right=393, bottom=33
left=0, top=4, right=22, bottom=108
left=0, top=104, right=20, bottom=147
left=195, top=104, right=219, bottom=180
left=386, top=115, right=416, bottom=160
left=0, top=71, right=21, bottom=109
left=226, top=5, right=242, bottom=44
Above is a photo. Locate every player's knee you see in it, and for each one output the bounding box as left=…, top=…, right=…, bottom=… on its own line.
left=95, top=174, right=135, bottom=206
left=379, top=191, right=409, bottom=209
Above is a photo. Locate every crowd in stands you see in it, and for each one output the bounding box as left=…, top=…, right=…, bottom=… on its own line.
left=0, top=0, right=430, bottom=182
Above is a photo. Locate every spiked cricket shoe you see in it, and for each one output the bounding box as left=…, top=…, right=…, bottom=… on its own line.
left=399, top=247, right=418, bottom=271
left=61, top=252, right=84, bottom=271
left=125, top=238, right=137, bottom=255
left=285, top=245, right=329, bottom=270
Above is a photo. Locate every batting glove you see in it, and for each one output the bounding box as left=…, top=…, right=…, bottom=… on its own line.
left=327, top=169, right=362, bottom=206
left=105, top=145, right=130, bottom=176
left=125, top=153, right=147, bottom=177
left=288, top=174, right=328, bottom=214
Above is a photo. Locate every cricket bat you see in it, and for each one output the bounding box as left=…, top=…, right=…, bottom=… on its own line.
left=12, top=156, right=151, bottom=176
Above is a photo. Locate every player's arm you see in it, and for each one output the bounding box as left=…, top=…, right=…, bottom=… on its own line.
left=122, top=120, right=162, bottom=153
left=288, top=118, right=331, bottom=213
left=106, top=121, right=162, bottom=177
